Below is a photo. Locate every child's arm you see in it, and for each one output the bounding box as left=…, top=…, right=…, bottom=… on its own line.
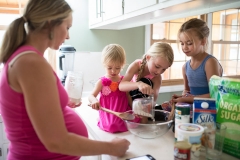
left=205, top=57, right=222, bottom=82
left=88, top=79, right=102, bottom=110
left=119, top=60, right=140, bottom=91
left=119, top=60, right=154, bottom=95
left=182, top=63, right=191, bottom=96
left=172, top=64, right=195, bottom=103
left=126, top=92, right=132, bottom=108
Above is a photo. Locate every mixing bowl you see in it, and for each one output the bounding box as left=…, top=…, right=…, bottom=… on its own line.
left=125, top=110, right=173, bottom=139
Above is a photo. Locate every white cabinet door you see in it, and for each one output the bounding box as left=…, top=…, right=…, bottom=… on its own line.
left=102, top=0, right=123, bottom=21
left=0, top=143, right=9, bottom=160
left=124, top=0, right=157, bottom=14
left=89, top=0, right=103, bottom=26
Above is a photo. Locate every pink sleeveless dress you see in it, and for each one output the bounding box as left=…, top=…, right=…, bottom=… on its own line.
left=0, top=45, right=88, bottom=160
left=98, top=76, right=131, bottom=133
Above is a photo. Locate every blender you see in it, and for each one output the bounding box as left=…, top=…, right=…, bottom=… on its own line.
left=58, top=45, right=76, bottom=85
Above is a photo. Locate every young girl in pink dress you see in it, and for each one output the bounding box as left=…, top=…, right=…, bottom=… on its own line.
left=88, top=44, right=132, bottom=133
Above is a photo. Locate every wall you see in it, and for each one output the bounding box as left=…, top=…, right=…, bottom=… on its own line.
left=65, top=0, right=179, bottom=105
left=65, top=0, right=144, bottom=73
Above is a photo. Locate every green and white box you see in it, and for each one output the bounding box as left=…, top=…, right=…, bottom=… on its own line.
left=209, top=75, right=240, bottom=159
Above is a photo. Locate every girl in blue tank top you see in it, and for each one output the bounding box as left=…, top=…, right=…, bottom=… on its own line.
left=172, top=18, right=222, bottom=104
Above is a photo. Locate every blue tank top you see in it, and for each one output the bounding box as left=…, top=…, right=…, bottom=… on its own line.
left=185, top=55, right=219, bottom=95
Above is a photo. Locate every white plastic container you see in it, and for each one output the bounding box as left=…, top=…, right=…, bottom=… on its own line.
left=176, top=123, right=204, bottom=160
left=176, top=123, right=204, bottom=143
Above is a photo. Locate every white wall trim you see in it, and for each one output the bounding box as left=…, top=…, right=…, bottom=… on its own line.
left=145, top=24, right=151, bottom=53
left=82, top=85, right=184, bottom=98
left=159, top=85, right=184, bottom=93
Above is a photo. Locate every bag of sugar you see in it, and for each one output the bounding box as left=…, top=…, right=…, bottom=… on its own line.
left=209, top=75, right=240, bottom=159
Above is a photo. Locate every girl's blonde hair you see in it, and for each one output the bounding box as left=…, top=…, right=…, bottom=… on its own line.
left=137, top=42, right=174, bottom=81
left=177, top=18, right=209, bottom=51
left=0, top=0, right=72, bottom=63
left=101, top=44, right=126, bottom=68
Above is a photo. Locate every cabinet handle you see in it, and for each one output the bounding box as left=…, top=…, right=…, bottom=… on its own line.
left=96, top=0, right=102, bottom=18
left=122, top=0, right=124, bottom=14
left=100, top=0, right=102, bottom=17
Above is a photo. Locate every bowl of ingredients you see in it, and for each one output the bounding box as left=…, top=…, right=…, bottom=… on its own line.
left=125, top=110, right=173, bottom=139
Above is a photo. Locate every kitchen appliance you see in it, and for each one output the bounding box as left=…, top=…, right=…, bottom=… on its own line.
left=58, top=45, right=76, bottom=85
left=0, top=114, right=9, bottom=160
left=125, top=110, right=173, bottom=139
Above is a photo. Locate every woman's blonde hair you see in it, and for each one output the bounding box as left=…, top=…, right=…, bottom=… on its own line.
left=101, top=44, right=126, bottom=68
left=137, top=42, right=174, bottom=81
left=0, top=0, right=72, bottom=63
left=177, top=18, right=209, bottom=51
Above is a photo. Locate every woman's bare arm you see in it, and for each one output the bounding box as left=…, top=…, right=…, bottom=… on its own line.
left=9, top=53, right=129, bottom=157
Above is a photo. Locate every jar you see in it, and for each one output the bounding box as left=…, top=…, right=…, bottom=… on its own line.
left=174, top=141, right=191, bottom=160
left=64, top=71, right=84, bottom=106
left=176, top=123, right=204, bottom=160
left=132, top=96, right=154, bottom=119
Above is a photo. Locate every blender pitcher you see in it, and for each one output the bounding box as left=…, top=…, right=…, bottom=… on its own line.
left=65, top=71, right=84, bottom=107
left=59, top=45, right=76, bottom=85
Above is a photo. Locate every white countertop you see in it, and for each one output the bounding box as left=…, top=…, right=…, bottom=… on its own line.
left=75, top=98, right=174, bottom=160
left=75, top=98, right=239, bottom=160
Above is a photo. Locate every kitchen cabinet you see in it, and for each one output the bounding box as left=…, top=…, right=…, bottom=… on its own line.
left=102, top=0, right=123, bottom=21
left=0, top=143, right=8, bottom=160
left=0, top=115, right=9, bottom=160
left=88, top=0, right=103, bottom=26
left=88, top=0, right=240, bottom=30
left=124, top=0, right=157, bottom=14
left=88, top=0, right=123, bottom=26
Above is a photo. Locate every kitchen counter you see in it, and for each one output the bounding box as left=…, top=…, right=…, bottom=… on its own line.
left=75, top=98, right=174, bottom=160
left=75, top=98, right=239, bottom=160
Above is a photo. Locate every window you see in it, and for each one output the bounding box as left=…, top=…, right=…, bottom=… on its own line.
left=0, top=14, right=21, bottom=48
left=151, top=10, right=240, bottom=86
left=0, top=0, right=57, bottom=72
left=211, top=9, right=240, bottom=77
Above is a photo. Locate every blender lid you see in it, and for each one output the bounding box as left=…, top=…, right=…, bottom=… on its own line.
left=59, top=45, right=76, bottom=53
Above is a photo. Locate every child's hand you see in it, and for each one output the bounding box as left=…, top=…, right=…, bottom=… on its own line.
left=89, top=102, right=101, bottom=110
left=172, top=94, right=182, bottom=100
left=137, top=81, right=154, bottom=95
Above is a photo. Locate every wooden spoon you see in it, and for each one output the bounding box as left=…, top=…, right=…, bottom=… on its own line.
left=88, top=104, right=135, bottom=121
left=100, top=107, right=135, bottom=121
left=168, top=102, right=175, bottom=121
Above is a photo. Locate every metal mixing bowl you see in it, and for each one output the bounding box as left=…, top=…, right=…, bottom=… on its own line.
left=125, top=110, right=173, bottom=139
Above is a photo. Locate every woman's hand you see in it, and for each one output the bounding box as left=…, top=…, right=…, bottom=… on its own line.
left=137, top=81, right=154, bottom=95
left=67, top=101, right=82, bottom=108
left=109, top=137, right=130, bottom=157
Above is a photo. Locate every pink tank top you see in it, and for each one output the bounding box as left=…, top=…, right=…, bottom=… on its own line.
left=0, top=45, right=88, bottom=160
left=132, top=59, right=154, bottom=82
